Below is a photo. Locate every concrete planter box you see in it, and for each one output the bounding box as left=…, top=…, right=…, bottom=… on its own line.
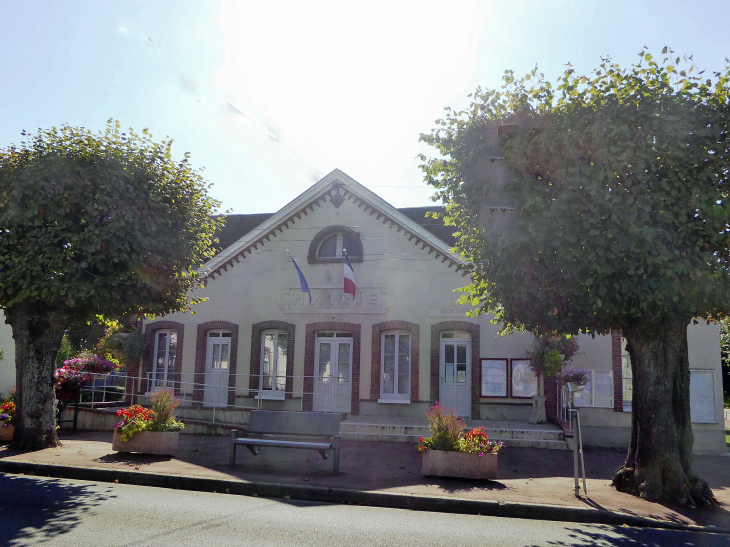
left=422, top=450, right=498, bottom=480
left=0, top=424, right=14, bottom=442
left=112, top=430, right=179, bottom=456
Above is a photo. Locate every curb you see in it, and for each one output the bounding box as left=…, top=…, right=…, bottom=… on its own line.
left=0, top=460, right=725, bottom=535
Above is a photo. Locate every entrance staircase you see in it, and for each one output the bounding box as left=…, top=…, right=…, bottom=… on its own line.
left=61, top=406, right=568, bottom=449
left=340, top=416, right=568, bottom=450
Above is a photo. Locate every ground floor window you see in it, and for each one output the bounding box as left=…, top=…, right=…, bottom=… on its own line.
left=153, top=330, right=177, bottom=388
left=621, top=337, right=633, bottom=412
left=573, top=370, right=613, bottom=408
left=380, top=332, right=410, bottom=401
left=260, top=330, right=287, bottom=399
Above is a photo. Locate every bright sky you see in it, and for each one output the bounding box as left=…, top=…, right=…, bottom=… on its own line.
left=1, top=1, right=729, bottom=214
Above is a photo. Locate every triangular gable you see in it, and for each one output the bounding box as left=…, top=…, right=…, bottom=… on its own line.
left=202, top=169, right=467, bottom=280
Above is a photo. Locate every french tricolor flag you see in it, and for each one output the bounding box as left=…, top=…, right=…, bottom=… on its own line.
left=343, top=250, right=357, bottom=298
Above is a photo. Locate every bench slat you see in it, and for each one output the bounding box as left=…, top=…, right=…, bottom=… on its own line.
left=233, top=438, right=333, bottom=451
left=247, top=411, right=341, bottom=437
left=229, top=411, right=342, bottom=474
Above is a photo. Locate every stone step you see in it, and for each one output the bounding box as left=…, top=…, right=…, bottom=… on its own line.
left=340, top=430, right=569, bottom=450
left=340, top=422, right=566, bottom=441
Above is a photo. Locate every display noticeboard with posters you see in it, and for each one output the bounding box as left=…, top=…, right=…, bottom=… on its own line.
left=481, top=358, right=508, bottom=397
left=510, top=359, right=538, bottom=398
left=690, top=370, right=716, bottom=424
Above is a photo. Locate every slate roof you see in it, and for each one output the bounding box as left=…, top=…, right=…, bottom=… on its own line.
left=213, top=206, right=457, bottom=255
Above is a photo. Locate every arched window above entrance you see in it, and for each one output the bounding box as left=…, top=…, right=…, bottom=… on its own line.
left=307, top=225, right=363, bottom=264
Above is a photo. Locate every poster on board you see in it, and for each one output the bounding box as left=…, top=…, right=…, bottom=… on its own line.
left=511, top=359, right=538, bottom=398
left=481, top=359, right=508, bottom=397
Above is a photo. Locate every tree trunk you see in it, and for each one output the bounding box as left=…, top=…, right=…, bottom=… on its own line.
left=7, top=304, right=66, bottom=450
left=612, top=317, right=717, bottom=507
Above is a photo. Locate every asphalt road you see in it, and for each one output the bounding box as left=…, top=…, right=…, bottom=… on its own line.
left=0, top=474, right=724, bottom=546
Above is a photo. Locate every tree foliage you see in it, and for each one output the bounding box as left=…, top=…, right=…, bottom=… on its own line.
left=420, top=49, right=729, bottom=335
left=0, top=121, right=221, bottom=320
left=420, top=49, right=729, bottom=506
left=0, top=121, right=222, bottom=449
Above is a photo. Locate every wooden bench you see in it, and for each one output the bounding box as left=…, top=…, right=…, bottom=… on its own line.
left=229, top=411, right=342, bottom=474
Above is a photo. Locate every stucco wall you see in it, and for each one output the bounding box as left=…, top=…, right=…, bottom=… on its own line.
left=136, top=177, right=725, bottom=453
left=150, top=190, right=479, bottom=406
left=0, top=312, right=15, bottom=395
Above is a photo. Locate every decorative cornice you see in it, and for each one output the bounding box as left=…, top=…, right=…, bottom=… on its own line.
left=202, top=175, right=465, bottom=281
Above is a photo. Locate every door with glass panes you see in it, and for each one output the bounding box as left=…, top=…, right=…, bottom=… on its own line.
left=204, top=331, right=231, bottom=407
left=313, top=332, right=352, bottom=413
left=439, top=332, right=471, bottom=417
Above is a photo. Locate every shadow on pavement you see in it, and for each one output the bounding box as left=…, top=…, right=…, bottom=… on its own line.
left=527, top=524, right=723, bottom=546
left=0, top=474, right=114, bottom=547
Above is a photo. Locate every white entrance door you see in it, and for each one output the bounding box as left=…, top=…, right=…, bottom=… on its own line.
left=313, top=332, right=352, bottom=413
left=439, top=332, right=471, bottom=418
left=204, top=331, right=231, bottom=407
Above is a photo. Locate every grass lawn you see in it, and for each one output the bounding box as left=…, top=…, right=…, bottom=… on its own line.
left=726, top=430, right=730, bottom=447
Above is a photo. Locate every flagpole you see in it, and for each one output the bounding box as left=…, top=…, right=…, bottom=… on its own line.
left=287, top=250, right=312, bottom=303
left=342, top=248, right=358, bottom=299
left=343, top=248, right=357, bottom=284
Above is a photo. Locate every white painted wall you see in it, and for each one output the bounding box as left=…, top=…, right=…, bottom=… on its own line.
left=138, top=174, right=727, bottom=452
left=0, top=312, right=15, bottom=395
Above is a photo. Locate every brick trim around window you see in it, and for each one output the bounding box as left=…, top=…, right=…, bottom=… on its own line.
left=249, top=321, right=296, bottom=399
left=370, top=321, right=420, bottom=402
left=193, top=321, right=239, bottom=405
left=430, top=321, right=480, bottom=418
left=612, top=331, right=624, bottom=411
left=139, top=321, right=185, bottom=395
left=303, top=321, right=361, bottom=415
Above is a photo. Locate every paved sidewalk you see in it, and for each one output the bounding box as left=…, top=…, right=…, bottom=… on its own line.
left=0, top=431, right=728, bottom=532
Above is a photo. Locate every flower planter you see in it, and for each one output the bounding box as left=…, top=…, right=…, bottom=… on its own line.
left=112, top=430, right=179, bottom=456
left=422, top=450, right=498, bottom=480
left=0, top=424, right=14, bottom=442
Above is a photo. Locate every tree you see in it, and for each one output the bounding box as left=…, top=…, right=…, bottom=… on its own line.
left=419, top=49, right=729, bottom=506
left=0, top=121, right=222, bottom=450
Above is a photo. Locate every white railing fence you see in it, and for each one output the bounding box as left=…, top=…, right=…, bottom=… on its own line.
left=556, top=383, right=574, bottom=436
left=74, top=371, right=349, bottom=424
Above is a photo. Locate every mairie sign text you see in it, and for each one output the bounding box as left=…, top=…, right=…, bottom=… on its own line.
left=278, top=286, right=393, bottom=314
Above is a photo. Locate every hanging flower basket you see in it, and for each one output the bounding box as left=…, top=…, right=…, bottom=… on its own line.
left=527, top=334, right=580, bottom=378
left=567, top=381, right=584, bottom=393
left=55, top=385, right=81, bottom=402
left=555, top=367, right=589, bottom=390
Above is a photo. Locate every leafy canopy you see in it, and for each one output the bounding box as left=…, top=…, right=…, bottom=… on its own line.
left=0, top=121, right=222, bottom=321
left=420, top=49, right=730, bottom=335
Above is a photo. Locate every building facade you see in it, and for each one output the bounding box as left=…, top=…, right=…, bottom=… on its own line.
left=107, top=170, right=727, bottom=454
